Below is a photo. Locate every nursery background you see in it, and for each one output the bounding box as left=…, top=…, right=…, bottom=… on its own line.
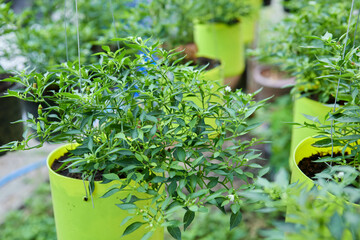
left=0, top=0, right=360, bottom=239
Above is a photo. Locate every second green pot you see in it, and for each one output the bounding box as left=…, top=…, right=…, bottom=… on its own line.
left=289, top=97, right=334, bottom=170
left=194, top=22, right=245, bottom=78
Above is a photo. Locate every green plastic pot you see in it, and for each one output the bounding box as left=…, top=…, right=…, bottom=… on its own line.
left=48, top=144, right=164, bottom=240
left=289, top=97, right=334, bottom=170
left=194, top=21, right=244, bottom=78
left=241, top=0, right=262, bottom=44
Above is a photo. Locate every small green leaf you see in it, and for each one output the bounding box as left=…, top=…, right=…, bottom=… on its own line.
left=101, top=45, right=111, bottom=52
left=101, top=188, right=120, bottom=198
left=116, top=203, right=137, bottom=210
left=183, top=210, right=195, bottom=231
left=151, top=176, right=166, bottom=183
left=230, top=210, right=242, bottom=230
left=327, top=212, right=344, bottom=240
left=168, top=181, right=177, bottom=196
left=102, top=173, right=120, bottom=181
left=167, top=226, right=181, bottom=240
left=141, top=231, right=154, bottom=240
left=122, top=222, right=145, bottom=236
left=120, top=216, right=133, bottom=226
left=174, top=147, right=186, bottom=162
left=207, top=177, right=218, bottom=188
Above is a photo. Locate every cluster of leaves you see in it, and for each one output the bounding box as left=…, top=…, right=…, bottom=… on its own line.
left=251, top=0, right=360, bottom=103
left=242, top=169, right=360, bottom=240
left=251, top=95, right=293, bottom=172
left=0, top=37, right=266, bottom=239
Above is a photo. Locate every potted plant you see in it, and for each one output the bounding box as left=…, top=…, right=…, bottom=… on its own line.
left=251, top=0, right=358, bottom=168
left=127, top=0, right=225, bottom=89
left=291, top=30, right=360, bottom=184
left=191, top=0, right=252, bottom=89
left=1, top=37, right=267, bottom=239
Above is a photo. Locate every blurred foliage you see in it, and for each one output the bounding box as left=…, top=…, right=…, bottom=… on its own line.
left=0, top=183, right=56, bottom=240
left=251, top=95, right=293, bottom=172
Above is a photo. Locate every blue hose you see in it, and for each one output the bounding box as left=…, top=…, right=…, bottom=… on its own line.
left=0, top=159, right=47, bottom=188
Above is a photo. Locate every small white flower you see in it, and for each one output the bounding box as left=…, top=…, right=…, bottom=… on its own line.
left=337, top=171, right=344, bottom=178
left=227, top=194, right=235, bottom=202
left=137, top=37, right=142, bottom=42
left=225, top=86, right=231, bottom=92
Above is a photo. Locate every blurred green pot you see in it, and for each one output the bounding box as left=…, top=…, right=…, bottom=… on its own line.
left=194, top=21, right=245, bottom=79
left=241, top=0, right=262, bottom=44
left=289, top=97, right=334, bottom=170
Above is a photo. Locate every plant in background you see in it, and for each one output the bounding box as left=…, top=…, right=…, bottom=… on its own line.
left=1, top=37, right=267, bottom=239
left=192, top=0, right=251, bottom=25
left=251, top=0, right=359, bottom=103
left=241, top=169, right=360, bottom=239
left=296, top=33, right=360, bottom=170
left=251, top=95, right=293, bottom=172
left=1, top=0, right=133, bottom=72
left=126, top=0, right=197, bottom=50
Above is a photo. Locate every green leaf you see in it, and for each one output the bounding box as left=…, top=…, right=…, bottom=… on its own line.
left=192, top=156, right=204, bottom=167
left=168, top=181, right=177, bottom=196
left=167, top=226, right=181, bottom=240
left=141, top=231, right=154, bottom=240
left=183, top=210, right=195, bottom=231
left=116, top=203, right=137, bottom=210
left=121, top=216, right=133, bottom=226
left=174, top=147, right=186, bottom=162
left=122, top=222, right=145, bottom=237
left=145, top=115, right=158, bottom=123
left=101, top=188, right=120, bottom=198
left=258, top=167, right=270, bottom=178
left=327, top=212, right=344, bottom=240
left=189, top=189, right=208, bottom=199
left=151, top=176, right=166, bottom=183
left=230, top=210, right=242, bottom=230
left=207, top=177, right=218, bottom=188
left=303, top=114, right=320, bottom=124
left=102, top=173, right=120, bottom=181
left=102, top=45, right=111, bottom=52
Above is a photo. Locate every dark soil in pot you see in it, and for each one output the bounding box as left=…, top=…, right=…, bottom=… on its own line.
left=195, top=57, right=221, bottom=71
left=0, top=73, right=24, bottom=155
left=51, top=152, right=106, bottom=181
left=298, top=152, right=347, bottom=179
left=303, top=92, right=347, bottom=106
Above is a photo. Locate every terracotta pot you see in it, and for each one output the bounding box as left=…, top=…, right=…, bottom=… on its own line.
left=251, top=64, right=294, bottom=101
